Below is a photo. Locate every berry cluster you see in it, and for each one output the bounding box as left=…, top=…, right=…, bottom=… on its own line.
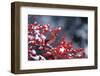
left=28, top=22, right=86, bottom=60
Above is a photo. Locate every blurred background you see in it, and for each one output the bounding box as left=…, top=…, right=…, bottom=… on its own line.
left=28, top=15, right=88, bottom=56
